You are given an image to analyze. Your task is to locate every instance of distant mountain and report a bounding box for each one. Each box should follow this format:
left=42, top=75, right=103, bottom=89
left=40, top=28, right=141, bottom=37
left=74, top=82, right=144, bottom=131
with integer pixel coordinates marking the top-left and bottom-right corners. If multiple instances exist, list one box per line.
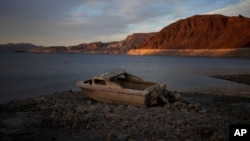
left=0, top=43, right=38, bottom=52
left=133, top=14, right=250, bottom=49
left=29, top=46, right=67, bottom=53
left=69, top=33, right=156, bottom=54
left=1, top=14, right=250, bottom=57
left=0, top=33, right=155, bottom=54
left=30, top=33, right=155, bottom=54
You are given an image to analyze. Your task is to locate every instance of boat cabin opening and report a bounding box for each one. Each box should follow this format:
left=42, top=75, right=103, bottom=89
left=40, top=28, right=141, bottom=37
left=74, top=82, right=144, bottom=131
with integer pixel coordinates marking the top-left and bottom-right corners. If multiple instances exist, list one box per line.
left=94, top=79, right=106, bottom=85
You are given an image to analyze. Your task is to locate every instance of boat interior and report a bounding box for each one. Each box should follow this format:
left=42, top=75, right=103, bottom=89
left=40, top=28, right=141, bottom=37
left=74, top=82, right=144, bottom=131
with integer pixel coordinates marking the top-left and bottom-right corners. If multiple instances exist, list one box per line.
left=83, top=73, right=157, bottom=91
left=111, top=73, right=156, bottom=90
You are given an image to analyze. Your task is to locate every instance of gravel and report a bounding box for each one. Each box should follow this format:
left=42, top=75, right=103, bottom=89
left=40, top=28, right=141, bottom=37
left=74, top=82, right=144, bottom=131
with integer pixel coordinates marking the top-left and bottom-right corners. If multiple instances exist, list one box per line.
left=0, top=90, right=249, bottom=141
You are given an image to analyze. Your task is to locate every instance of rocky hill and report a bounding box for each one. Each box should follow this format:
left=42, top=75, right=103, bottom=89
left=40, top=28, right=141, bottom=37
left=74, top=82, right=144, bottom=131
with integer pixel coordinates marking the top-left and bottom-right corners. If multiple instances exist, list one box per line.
left=0, top=43, right=38, bottom=52
left=128, top=14, right=250, bottom=57
left=1, top=33, right=155, bottom=54
left=2, top=15, right=250, bottom=57
left=30, top=33, right=155, bottom=54
left=134, top=14, right=250, bottom=49
left=29, top=46, right=68, bottom=53
left=67, top=33, right=155, bottom=54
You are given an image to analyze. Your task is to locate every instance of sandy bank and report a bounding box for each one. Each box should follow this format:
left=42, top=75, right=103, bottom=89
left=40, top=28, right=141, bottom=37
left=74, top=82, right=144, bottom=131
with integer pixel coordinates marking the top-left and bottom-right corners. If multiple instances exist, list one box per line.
left=127, top=48, right=250, bottom=58
left=1, top=90, right=249, bottom=141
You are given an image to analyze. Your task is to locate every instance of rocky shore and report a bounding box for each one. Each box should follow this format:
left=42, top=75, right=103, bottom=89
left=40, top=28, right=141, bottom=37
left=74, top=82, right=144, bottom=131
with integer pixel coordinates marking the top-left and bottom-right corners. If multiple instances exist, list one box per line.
left=1, top=90, right=250, bottom=141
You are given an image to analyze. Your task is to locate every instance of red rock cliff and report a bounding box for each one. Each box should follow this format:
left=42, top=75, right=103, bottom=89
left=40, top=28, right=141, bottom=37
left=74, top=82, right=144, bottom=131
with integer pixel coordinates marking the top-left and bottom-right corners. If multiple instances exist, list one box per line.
left=135, top=14, right=250, bottom=49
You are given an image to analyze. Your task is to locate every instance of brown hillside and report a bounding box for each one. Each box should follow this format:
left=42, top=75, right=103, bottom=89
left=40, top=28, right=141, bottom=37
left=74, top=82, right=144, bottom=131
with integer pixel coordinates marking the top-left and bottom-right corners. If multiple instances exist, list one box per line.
left=26, top=33, right=155, bottom=54
left=135, top=14, right=250, bottom=49
left=123, top=33, right=156, bottom=49
left=67, top=33, right=155, bottom=54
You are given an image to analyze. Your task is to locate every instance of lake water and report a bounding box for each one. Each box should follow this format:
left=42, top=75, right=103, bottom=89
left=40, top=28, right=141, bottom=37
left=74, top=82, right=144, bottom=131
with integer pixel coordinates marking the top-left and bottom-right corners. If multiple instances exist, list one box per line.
left=0, top=52, right=250, bottom=103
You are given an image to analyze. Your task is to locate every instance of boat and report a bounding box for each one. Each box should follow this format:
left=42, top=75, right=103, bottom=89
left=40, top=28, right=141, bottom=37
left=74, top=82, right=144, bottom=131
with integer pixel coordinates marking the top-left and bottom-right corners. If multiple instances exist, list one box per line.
left=76, top=68, right=171, bottom=107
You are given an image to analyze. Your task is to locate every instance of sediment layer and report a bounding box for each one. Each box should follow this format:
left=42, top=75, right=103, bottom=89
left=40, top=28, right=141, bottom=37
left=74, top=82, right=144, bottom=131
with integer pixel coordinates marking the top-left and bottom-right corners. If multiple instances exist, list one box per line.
left=127, top=48, right=250, bottom=57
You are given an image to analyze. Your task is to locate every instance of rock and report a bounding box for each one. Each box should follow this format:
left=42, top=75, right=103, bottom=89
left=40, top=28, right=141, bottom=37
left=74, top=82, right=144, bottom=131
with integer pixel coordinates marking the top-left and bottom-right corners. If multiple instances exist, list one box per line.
left=164, top=104, right=171, bottom=109
left=121, top=121, right=129, bottom=127
left=76, top=105, right=86, bottom=114
left=158, top=127, right=166, bottom=137
left=87, top=100, right=93, bottom=105
left=35, top=96, right=46, bottom=102
left=51, top=103, right=63, bottom=111
left=105, top=114, right=120, bottom=121
left=193, top=103, right=201, bottom=111
left=173, top=93, right=182, bottom=102
left=39, top=106, right=48, bottom=110
left=127, top=105, right=138, bottom=112
left=65, top=103, right=75, bottom=112
left=187, top=103, right=196, bottom=112
left=88, top=105, right=98, bottom=112
left=50, top=110, right=57, bottom=118
left=106, top=131, right=118, bottom=141
left=114, top=105, right=125, bottom=113
left=211, top=133, right=228, bottom=141
left=106, top=131, right=128, bottom=141
left=199, top=109, right=207, bottom=114
left=174, top=129, right=181, bottom=137
left=82, top=113, right=94, bottom=122
left=133, top=116, right=140, bottom=122
left=176, top=119, right=184, bottom=125
left=116, top=132, right=128, bottom=140
left=198, top=125, right=214, bottom=136
left=172, top=102, right=183, bottom=109
left=72, top=121, right=79, bottom=128
left=64, top=110, right=75, bottom=120
left=103, top=106, right=112, bottom=113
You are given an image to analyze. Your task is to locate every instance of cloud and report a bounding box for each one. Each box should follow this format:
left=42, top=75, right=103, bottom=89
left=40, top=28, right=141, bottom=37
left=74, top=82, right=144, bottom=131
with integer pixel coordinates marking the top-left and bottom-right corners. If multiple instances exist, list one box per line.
left=0, top=0, right=249, bottom=46
left=62, top=0, right=190, bottom=43
left=206, top=0, right=250, bottom=17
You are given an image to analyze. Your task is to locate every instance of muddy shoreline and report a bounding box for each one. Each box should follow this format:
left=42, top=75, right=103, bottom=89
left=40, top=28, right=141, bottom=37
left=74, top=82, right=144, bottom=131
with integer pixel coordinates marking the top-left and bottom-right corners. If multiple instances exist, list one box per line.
left=1, top=90, right=250, bottom=141
left=210, top=74, right=250, bottom=85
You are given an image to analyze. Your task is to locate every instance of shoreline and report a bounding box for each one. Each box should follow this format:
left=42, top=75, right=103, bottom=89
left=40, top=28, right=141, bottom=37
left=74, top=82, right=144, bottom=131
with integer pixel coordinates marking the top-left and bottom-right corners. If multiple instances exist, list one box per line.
left=1, top=90, right=250, bottom=141
left=2, top=48, right=250, bottom=59
left=210, top=74, right=250, bottom=85
left=127, top=48, right=250, bottom=58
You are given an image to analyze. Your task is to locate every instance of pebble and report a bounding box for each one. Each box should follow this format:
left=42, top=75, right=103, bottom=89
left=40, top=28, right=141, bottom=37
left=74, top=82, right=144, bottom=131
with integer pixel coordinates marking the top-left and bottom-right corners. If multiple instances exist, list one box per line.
left=103, top=106, right=112, bottom=113
left=105, top=114, right=120, bottom=121
left=86, top=100, right=93, bottom=105
left=198, top=125, right=214, bottom=136
left=127, top=105, right=138, bottom=112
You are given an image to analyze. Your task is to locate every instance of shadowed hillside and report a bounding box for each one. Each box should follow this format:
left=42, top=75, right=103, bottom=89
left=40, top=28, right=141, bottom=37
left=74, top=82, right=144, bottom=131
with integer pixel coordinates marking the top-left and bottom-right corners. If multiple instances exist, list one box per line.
left=0, top=43, right=38, bottom=52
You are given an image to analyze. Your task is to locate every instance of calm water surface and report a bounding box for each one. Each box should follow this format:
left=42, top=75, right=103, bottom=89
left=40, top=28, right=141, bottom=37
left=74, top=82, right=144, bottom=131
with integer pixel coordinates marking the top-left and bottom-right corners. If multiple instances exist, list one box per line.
left=0, top=52, right=250, bottom=103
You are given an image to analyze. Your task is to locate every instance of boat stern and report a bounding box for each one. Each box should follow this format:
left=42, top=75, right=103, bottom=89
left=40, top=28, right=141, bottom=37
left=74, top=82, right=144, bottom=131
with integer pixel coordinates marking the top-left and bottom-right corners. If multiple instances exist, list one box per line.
left=145, top=83, right=166, bottom=106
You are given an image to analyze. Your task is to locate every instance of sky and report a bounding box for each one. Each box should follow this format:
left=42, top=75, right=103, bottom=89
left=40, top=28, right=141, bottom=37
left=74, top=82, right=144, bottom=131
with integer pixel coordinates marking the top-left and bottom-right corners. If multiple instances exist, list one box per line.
left=0, top=0, right=249, bottom=46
